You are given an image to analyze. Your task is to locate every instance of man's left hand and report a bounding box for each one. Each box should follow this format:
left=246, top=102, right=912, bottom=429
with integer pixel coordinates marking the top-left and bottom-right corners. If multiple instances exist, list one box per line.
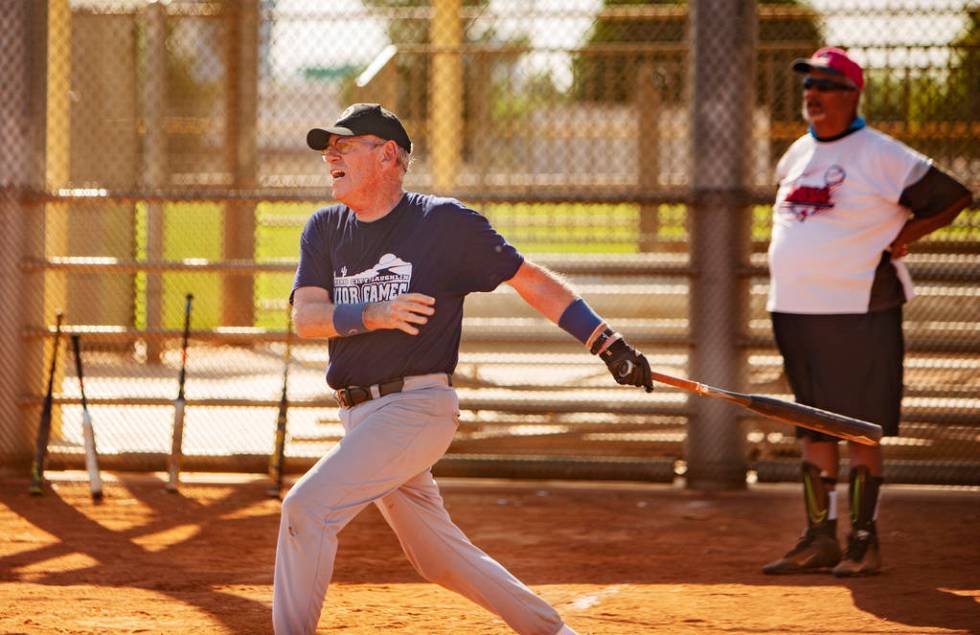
left=600, top=339, right=653, bottom=393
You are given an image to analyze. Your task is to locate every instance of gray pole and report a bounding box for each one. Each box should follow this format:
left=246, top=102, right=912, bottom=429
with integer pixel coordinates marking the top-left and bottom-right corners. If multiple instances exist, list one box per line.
left=0, top=0, right=46, bottom=470
left=637, top=61, right=661, bottom=252
left=222, top=0, right=259, bottom=327
left=142, top=1, right=166, bottom=362
left=686, top=0, right=756, bottom=489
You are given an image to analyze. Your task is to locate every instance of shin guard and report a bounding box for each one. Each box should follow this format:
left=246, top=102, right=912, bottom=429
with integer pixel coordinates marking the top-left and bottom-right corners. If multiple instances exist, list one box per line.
left=802, top=461, right=837, bottom=534
left=847, top=465, right=883, bottom=534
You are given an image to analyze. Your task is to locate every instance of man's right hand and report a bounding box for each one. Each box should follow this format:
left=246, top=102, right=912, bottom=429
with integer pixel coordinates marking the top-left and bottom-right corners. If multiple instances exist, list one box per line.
left=362, top=293, right=436, bottom=335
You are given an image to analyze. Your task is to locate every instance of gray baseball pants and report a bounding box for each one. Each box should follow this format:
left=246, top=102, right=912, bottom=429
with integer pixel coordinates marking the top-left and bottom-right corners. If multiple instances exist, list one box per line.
left=272, top=373, right=565, bottom=634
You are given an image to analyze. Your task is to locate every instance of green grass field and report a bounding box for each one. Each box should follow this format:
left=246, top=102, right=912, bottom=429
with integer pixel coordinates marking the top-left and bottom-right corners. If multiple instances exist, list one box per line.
left=133, top=201, right=979, bottom=331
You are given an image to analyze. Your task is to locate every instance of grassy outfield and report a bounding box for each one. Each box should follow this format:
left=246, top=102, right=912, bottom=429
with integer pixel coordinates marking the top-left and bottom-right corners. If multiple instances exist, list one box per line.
left=133, top=201, right=978, bottom=331
left=135, top=203, right=227, bottom=331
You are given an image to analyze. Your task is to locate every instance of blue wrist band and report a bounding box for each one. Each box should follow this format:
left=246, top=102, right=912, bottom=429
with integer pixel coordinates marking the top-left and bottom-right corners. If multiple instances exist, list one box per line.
left=333, top=302, right=368, bottom=336
left=558, top=298, right=603, bottom=345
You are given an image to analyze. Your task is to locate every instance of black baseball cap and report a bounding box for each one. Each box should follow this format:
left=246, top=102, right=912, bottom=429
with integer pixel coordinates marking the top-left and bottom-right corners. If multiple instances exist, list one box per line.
left=307, top=103, right=412, bottom=153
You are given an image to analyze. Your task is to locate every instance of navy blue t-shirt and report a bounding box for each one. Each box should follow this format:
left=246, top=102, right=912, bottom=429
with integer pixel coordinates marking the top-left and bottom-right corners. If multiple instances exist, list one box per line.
left=292, top=192, right=524, bottom=389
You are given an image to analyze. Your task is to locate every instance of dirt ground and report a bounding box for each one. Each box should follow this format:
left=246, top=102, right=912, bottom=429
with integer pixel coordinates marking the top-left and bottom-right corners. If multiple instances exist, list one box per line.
left=0, top=472, right=977, bottom=635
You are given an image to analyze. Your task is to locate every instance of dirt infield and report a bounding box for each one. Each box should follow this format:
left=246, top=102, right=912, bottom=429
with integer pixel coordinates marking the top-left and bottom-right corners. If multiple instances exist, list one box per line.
left=0, top=473, right=977, bottom=635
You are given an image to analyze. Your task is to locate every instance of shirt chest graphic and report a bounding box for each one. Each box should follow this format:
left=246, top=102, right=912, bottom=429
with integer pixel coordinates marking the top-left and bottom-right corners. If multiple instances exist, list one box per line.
left=334, top=253, right=413, bottom=304
left=780, top=164, right=847, bottom=222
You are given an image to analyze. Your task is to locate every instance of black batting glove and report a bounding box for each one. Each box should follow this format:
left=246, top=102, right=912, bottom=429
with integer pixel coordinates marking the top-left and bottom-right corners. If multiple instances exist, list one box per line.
left=591, top=328, right=653, bottom=393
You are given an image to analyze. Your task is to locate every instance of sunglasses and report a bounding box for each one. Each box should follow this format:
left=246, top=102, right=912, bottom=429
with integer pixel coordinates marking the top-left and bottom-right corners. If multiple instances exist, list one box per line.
left=321, top=137, right=386, bottom=157
left=803, top=77, right=857, bottom=92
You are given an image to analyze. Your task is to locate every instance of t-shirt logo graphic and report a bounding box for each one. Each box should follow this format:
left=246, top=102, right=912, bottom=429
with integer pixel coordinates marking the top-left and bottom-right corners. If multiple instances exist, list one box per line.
left=334, top=253, right=413, bottom=304
left=781, top=165, right=847, bottom=222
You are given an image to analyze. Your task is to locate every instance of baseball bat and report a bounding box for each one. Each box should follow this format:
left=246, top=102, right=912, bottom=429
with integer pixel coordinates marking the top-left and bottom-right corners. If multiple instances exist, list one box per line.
left=267, top=312, right=293, bottom=499
left=71, top=334, right=103, bottom=502
left=165, top=293, right=193, bottom=492
left=29, top=311, right=65, bottom=495
left=650, top=370, right=883, bottom=446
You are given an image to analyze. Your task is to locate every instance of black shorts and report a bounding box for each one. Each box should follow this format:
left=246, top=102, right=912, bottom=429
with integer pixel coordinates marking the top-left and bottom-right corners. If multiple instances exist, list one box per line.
left=771, top=307, right=904, bottom=442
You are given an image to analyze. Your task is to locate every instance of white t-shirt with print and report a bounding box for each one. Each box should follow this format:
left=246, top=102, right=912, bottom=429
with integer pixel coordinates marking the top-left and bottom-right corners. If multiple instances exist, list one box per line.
left=767, top=126, right=932, bottom=314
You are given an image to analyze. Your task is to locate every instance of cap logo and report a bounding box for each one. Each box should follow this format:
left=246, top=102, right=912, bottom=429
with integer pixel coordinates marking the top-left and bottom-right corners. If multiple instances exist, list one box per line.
left=339, top=105, right=361, bottom=120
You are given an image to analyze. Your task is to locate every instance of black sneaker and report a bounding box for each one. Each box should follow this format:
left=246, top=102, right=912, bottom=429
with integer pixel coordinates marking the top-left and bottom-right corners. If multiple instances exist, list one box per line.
left=832, top=530, right=881, bottom=577
left=762, top=527, right=841, bottom=574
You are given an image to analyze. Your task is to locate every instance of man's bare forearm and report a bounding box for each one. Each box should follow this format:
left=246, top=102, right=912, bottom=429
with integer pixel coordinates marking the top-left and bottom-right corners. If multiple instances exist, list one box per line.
left=292, top=291, right=436, bottom=339
left=506, top=260, right=578, bottom=323
left=292, top=300, right=339, bottom=339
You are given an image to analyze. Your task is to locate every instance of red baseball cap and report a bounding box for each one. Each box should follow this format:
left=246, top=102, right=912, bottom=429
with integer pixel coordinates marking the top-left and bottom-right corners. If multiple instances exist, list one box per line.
left=793, top=47, right=864, bottom=91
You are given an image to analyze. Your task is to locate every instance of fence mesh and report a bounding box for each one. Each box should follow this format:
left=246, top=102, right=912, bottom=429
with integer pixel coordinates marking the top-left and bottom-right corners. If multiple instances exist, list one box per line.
left=1, top=0, right=977, bottom=485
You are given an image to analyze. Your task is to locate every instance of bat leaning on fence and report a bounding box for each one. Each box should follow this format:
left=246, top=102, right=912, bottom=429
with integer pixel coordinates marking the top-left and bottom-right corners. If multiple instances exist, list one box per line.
left=650, top=370, right=883, bottom=446
left=29, top=311, right=65, bottom=495
left=72, top=334, right=103, bottom=502
left=166, top=293, right=194, bottom=492
left=267, top=312, right=294, bottom=499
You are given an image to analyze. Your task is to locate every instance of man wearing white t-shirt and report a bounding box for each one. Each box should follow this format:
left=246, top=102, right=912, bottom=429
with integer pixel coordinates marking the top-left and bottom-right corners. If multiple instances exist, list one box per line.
left=762, top=48, right=972, bottom=577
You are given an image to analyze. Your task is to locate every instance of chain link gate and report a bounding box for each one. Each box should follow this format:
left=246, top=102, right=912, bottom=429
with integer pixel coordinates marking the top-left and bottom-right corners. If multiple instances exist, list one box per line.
left=1, top=0, right=977, bottom=486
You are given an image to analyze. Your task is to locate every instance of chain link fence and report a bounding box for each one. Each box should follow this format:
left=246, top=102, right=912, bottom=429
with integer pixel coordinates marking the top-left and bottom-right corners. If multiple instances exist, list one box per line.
left=1, top=0, right=977, bottom=486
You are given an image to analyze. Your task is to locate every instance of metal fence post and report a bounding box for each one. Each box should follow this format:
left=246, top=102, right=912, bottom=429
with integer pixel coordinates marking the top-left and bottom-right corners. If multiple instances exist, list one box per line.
left=637, top=61, right=660, bottom=251
left=223, top=0, right=259, bottom=327
left=686, top=0, right=756, bottom=489
left=42, top=0, right=71, bottom=441
left=141, top=1, right=166, bottom=361
left=0, top=0, right=46, bottom=470
left=429, top=0, right=462, bottom=194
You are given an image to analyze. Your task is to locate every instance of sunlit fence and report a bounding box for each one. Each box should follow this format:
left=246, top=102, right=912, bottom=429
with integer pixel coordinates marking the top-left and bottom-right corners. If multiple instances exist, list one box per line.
left=1, top=0, right=977, bottom=486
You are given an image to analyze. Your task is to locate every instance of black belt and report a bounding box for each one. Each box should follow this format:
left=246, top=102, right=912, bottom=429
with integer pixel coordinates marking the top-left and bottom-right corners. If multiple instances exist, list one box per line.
left=334, top=378, right=405, bottom=409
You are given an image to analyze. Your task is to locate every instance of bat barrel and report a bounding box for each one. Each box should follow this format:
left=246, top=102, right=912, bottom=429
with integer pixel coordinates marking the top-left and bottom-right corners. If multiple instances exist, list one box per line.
left=648, top=369, right=882, bottom=446
left=747, top=394, right=883, bottom=446
left=167, top=294, right=193, bottom=492
left=30, top=312, right=65, bottom=495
